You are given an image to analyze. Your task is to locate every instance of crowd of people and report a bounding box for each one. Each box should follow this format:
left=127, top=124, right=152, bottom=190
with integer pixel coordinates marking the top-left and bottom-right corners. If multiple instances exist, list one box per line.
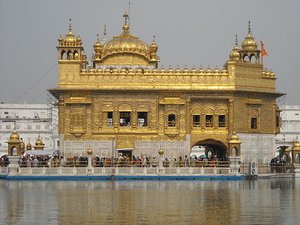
left=0, top=153, right=230, bottom=168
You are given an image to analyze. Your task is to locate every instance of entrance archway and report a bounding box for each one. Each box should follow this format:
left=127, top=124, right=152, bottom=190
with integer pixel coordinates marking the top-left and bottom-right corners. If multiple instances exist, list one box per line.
left=192, top=139, right=228, bottom=160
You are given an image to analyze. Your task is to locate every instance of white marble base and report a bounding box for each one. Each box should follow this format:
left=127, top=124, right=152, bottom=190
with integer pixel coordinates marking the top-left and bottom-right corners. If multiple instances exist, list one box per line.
left=238, top=133, right=276, bottom=164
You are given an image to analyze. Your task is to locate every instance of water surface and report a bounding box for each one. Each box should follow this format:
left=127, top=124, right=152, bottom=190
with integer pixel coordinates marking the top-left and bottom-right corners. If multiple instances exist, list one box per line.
left=0, top=178, right=299, bottom=225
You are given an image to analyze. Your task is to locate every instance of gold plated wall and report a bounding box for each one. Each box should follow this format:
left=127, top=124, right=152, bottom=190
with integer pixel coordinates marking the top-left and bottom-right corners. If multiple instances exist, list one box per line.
left=49, top=17, right=283, bottom=159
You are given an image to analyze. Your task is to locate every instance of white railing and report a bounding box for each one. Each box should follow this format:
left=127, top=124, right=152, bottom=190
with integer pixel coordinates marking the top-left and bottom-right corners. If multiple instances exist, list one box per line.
left=16, top=166, right=231, bottom=176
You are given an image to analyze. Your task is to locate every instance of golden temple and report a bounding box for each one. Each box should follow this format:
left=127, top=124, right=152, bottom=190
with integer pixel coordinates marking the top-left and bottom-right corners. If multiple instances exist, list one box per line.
left=49, top=15, right=283, bottom=163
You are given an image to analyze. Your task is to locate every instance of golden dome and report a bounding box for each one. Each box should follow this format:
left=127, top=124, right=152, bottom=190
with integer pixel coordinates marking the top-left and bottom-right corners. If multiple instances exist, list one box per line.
left=101, top=19, right=150, bottom=61
left=175, top=66, right=181, bottom=74
left=241, top=22, right=258, bottom=51
left=158, top=148, right=164, bottom=156
left=183, top=66, right=189, bottom=74
left=35, top=137, right=43, bottom=146
left=229, top=35, right=240, bottom=61
left=26, top=142, right=32, bottom=150
left=120, top=67, right=127, bottom=74
left=206, top=67, right=212, bottom=75
left=198, top=67, right=204, bottom=75
left=135, top=67, right=143, bottom=73
left=221, top=67, right=228, bottom=75
left=229, top=47, right=240, bottom=61
left=213, top=66, right=220, bottom=75
left=191, top=66, right=197, bottom=74
left=144, top=68, right=150, bottom=74
left=159, top=67, right=166, bottom=74
left=128, top=68, right=134, bottom=74
left=167, top=66, right=174, bottom=74
left=152, top=68, right=158, bottom=73
left=150, top=36, right=158, bottom=53
left=229, top=131, right=241, bottom=144
left=93, top=36, right=102, bottom=49
left=9, top=130, right=20, bottom=141
left=293, top=140, right=300, bottom=151
left=58, top=19, right=82, bottom=47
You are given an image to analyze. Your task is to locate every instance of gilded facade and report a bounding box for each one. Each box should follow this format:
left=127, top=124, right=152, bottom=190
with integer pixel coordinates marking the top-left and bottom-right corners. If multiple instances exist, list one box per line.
left=49, top=16, right=282, bottom=163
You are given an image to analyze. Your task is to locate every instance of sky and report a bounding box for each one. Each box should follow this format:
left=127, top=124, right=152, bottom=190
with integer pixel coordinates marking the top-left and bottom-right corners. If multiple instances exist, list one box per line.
left=0, top=0, right=299, bottom=105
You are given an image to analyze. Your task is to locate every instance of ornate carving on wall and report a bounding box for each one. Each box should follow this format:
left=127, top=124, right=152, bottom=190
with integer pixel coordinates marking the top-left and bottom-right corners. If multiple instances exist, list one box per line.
left=70, top=105, right=86, bottom=138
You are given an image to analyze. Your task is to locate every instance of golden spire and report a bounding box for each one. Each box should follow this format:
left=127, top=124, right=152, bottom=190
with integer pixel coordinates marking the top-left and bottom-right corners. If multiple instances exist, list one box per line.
left=248, top=21, right=251, bottom=35
left=235, top=34, right=238, bottom=47
left=150, top=35, right=158, bottom=53
left=104, top=24, right=107, bottom=36
left=68, top=18, right=73, bottom=35
left=100, top=25, right=108, bottom=44
left=123, top=11, right=129, bottom=33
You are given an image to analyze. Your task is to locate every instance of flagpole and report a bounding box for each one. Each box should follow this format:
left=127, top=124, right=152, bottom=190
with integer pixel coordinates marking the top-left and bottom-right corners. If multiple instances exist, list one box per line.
left=261, top=40, right=263, bottom=65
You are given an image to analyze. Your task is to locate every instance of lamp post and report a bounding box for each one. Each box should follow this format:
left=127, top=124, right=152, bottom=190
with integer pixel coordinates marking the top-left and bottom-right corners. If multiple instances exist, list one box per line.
left=86, top=146, right=93, bottom=174
left=158, top=148, right=164, bottom=169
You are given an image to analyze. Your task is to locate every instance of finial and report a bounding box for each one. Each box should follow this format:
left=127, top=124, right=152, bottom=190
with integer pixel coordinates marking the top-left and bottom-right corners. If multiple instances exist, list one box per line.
left=122, top=11, right=129, bottom=32
left=123, top=11, right=129, bottom=24
left=97, top=33, right=99, bottom=41
left=68, top=18, right=72, bottom=33
left=104, top=24, right=107, bottom=36
left=248, top=21, right=251, bottom=34
left=235, top=34, right=238, bottom=47
left=153, top=35, right=156, bottom=42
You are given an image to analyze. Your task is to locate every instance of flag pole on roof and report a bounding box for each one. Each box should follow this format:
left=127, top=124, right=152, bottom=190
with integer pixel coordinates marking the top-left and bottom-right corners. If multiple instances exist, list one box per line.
left=260, top=40, right=268, bottom=64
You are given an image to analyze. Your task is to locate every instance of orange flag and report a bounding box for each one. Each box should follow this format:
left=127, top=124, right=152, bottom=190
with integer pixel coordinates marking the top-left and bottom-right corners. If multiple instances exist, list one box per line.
left=260, top=41, right=268, bottom=57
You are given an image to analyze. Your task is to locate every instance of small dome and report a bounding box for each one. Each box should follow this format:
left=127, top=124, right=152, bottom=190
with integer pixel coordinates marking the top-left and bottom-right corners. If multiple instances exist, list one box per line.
left=241, top=22, right=257, bottom=51
left=183, top=66, right=189, bottom=74
left=150, top=35, right=158, bottom=53
left=144, top=68, right=150, bottom=74
left=229, top=47, right=240, bottom=61
left=112, top=67, right=119, bottom=74
left=229, top=131, right=241, bottom=144
left=135, top=67, right=143, bottom=73
left=9, top=130, right=20, bottom=141
left=221, top=67, right=228, bottom=75
left=26, top=142, right=32, bottom=150
left=206, top=67, right=212, bottom=75
left=213, top=67, right=220, bottom=75
left=128, top=68, right=134, bottom=74
left=93, top=40, right=102, bottom=49
left=241, top=34, right=258, bottom=51
left=175, top=66, right=181, bottom=74
left=58, top=19, right=82, bottom=47
left=35, top=137, right=43, bottom=146
left=152, top=68, right=158, bottom=73
left=167, top=66, right=174, bottom=74
left=190, top=66, right=197, bottom=74
left=198, top=67, right=204, bottom=75
left=293, top=140, right=300, bottom=151
left=159, top=67, right=166, bottom=74
left=120, top=67, right=127, bottom=74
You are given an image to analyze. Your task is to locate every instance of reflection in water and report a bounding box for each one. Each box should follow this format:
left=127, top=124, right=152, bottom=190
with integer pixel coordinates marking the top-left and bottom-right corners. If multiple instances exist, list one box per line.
left=0, top=179, right=299, bottom=225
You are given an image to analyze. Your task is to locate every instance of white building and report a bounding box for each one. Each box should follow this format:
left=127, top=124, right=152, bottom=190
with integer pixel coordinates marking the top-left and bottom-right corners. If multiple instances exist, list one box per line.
left=0, top=103, right=59, bottom=156
left=276, top=105, right=300, bottom=150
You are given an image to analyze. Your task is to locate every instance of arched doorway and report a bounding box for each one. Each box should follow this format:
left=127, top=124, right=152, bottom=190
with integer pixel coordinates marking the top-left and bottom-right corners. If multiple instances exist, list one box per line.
left=192, top=139, right=228, bottom=160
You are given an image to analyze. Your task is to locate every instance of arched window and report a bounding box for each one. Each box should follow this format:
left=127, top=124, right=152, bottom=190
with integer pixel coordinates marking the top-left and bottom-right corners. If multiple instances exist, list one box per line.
left=67, top=50, right=73, bottom=60
left=243, top=54, right=249, bottom=62
left=61, top=50, right=66, bottom=60
left=119, top=112, right=131, bottom=127
left=232, top=147, right=237, bottom=157
left=74, top=51, right=79, bottom=60
left=250, top=54, right=257, bottom=63
left=168, top=114, right=176, bottom=127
